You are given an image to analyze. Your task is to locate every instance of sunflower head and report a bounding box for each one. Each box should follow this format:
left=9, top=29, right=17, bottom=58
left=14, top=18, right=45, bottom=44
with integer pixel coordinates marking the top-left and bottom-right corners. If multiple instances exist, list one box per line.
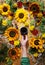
left=29, top=38, right=43, bottom=49
left=15, top=8, right=28, bottom=23
left=8, top=48, right=21, bottom=60
left=1, top=3, right=10, bottom=16
left=4, top=27, right=19, bottom=41
left=29, top=2, right=40, bottom=14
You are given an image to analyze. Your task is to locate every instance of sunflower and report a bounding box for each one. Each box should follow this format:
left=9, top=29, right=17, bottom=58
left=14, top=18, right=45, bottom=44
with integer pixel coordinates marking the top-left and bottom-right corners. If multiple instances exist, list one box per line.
left=29, top=38, right=43, bottom=49
left=29, top=2, right=40, bottom=15
left=8, top=48, right=21, bottom=60
left=1, top=3, right=10, bottom=16
left=4, top=27, right=19, bottom=41
left=15, top=8, right=28, bottom=23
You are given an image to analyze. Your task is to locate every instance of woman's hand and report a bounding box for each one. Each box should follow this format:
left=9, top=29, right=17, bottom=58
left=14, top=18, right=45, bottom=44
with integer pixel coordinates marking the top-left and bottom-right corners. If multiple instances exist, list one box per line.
left=20, top=35, right=28, bottom=57
left=20, top=35, right=28, bottom=46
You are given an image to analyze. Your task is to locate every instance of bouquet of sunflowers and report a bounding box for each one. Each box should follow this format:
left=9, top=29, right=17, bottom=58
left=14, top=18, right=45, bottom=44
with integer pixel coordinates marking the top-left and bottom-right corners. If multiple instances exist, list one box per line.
left=0, top=0, right=45, bottom=64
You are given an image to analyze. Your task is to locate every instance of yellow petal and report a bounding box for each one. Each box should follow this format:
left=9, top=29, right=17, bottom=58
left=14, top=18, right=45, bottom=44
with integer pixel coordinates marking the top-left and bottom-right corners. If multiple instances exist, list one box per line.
left=29, top=25, right=35, bottom=31
left=42, top=33, right=45, bottom=38
left=37, top=12, right=43, bottom=18
left=25, top=22, right=29, bottom=26
left=2, top=20, right=7, bottom=26
left=33, top=53, right=38, bottom=57
left=14, top=40, right=20, bottom=46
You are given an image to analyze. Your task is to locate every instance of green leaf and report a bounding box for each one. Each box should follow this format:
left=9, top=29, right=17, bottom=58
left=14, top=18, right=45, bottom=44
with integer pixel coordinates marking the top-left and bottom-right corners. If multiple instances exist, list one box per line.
left=20, top=0, right=24, bottom=2
left=0, top=16, right=3, bottom=21
left=0, top=44, right=9, bottom=62
left=6, top=58, right=13, bottom=65
left=0, top=25, right=7, bottom=30
left=0, top=25, right=7, bottom=34
left=7, top=20, right=12, bottom=26
left=29, top=47, right=38, bottom=54
left=39, top=2, right=44, bottom=7
left=5, top=0, right=12, bottom=4
left=0, top=56, right=5, bottom=62
left=41, top=17, right=45, bottom=24
left=39, top=2, right=44, bottom=11
left=10, top=4, right=17, bottom=12
left=0, top=15, right=3, bottom=25
left=29, top=0, right=38, bottom=2
left=30, top=19, right=35, bottom=25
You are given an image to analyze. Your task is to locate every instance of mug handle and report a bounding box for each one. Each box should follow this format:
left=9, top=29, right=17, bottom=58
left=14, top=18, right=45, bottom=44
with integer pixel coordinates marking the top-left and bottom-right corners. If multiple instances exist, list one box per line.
left=23, top=35, right=26, bottom=40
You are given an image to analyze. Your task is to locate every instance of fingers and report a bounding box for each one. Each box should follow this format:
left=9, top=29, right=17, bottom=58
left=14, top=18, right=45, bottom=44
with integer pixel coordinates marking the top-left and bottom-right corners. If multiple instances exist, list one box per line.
left=22, top=35, right=28, bottom=41
left=25, top=35, right=28, bottom=41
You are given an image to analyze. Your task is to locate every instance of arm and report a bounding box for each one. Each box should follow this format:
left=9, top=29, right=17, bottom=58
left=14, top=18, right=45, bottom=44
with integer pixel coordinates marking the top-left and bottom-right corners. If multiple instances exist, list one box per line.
left=20, top=36, right=30, bottom=65
left=21, top=36, right=27, bottom=57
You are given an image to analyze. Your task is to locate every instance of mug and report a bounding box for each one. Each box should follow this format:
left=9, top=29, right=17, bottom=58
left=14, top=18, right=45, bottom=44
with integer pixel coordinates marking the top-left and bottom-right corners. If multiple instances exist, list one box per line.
left=20, top=27, right=28, bottom=39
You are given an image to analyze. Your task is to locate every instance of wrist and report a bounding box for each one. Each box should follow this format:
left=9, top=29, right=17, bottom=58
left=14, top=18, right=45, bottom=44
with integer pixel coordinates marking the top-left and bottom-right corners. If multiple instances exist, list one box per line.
left=21, top=45, right=26, bottom=48
left=21, top=45, right=27, bottom=57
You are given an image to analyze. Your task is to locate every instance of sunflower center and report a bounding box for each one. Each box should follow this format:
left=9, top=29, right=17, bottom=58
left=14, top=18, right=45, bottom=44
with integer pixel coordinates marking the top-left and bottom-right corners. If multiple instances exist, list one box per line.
left=34, top=40, right=39, bottom=45
left=11, top=50, right=16, bottom=55
left=3, top=6, right=8, bottom=12
left=32, top=6, right=37, bottom=11
left=9, top=31, right=16, bottom=37
left=19, top=13, right=24, bottom=18
left=30, top=4, right=39, bottom=12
